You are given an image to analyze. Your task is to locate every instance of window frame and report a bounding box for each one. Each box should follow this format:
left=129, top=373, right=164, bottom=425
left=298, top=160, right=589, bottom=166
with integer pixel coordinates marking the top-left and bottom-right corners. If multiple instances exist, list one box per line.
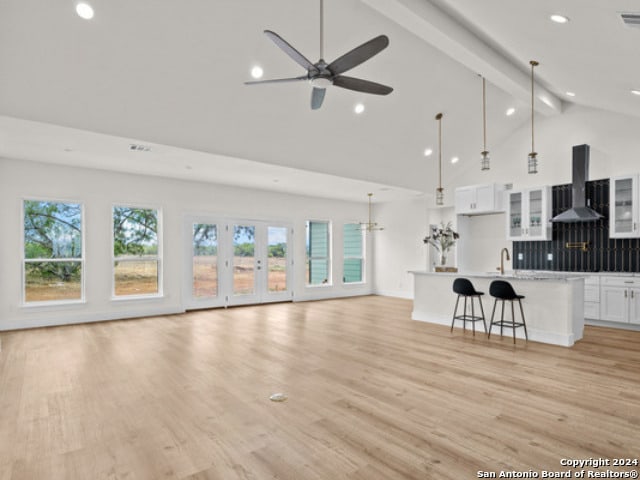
left=342, top=223, right=365, bottom=285
left=305, top=220, right=332, bottom=287
left=111, top=204, right=163, bottom=300
left=21, top=197, right=86, bottom=307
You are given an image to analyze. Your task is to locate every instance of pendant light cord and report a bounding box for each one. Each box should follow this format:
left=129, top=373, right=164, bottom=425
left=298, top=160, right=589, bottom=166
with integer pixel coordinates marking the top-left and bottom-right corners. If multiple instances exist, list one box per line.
left=530, top=61, right=537, bottom=153
left=482, top=77, right=487, bottom=152
left=320, top=0, right=324, bottom=59
left=436, top=113, right=443, bottom=188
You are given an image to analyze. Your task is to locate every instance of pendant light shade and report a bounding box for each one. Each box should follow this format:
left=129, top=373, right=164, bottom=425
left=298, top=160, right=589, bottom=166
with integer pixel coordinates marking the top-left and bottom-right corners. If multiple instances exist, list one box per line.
left=435, top=113, right=444, bottom=206
left=528, top=60, right=539, bottom=174
left=480, top=76, right=490, bottom=171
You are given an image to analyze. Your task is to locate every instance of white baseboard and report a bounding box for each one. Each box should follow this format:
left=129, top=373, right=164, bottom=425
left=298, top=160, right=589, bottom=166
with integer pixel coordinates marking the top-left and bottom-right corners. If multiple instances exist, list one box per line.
left=373, top=289, right=413, bottom=299
left=0, top=306, right=186, bottom=332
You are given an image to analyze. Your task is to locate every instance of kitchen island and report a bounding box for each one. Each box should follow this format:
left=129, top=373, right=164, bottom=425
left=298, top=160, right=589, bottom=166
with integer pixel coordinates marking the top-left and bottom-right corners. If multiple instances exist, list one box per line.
left=410, top=271, right=585, bottom=346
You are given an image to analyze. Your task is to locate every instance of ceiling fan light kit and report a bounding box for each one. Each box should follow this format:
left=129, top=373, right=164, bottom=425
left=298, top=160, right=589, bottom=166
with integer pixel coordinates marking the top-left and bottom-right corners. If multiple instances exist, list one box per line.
left=245, top=0, right=393, bottom=110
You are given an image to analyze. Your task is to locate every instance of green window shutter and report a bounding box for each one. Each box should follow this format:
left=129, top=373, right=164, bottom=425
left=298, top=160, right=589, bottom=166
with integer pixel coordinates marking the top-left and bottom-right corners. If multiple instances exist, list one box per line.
left=307, top=221, right=330, bottom=285
left=343, top=223, right=363, bottom=283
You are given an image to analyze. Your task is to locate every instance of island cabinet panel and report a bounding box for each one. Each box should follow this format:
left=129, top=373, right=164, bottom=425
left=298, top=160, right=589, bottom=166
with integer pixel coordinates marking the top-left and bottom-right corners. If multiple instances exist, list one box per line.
left=609, top=175, right=640, bottom=238
left=506, top=186, right=551, bottom=241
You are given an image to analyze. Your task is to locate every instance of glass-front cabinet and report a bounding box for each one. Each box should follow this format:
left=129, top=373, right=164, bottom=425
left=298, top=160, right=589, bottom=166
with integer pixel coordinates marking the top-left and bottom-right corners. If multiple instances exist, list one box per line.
left=610, top=175, right=639, bottom=238
left=506, top=186, right=551, bottom=241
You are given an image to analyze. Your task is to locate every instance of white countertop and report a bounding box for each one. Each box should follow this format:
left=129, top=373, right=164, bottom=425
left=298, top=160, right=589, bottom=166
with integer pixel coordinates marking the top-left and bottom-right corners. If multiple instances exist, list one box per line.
left=409, top=270, right=586, bottom=282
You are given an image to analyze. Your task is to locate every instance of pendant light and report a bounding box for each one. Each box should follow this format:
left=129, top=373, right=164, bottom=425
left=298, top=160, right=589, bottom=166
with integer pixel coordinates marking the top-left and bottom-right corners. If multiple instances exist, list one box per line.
left=435, top=113, right=444, bottom=205
left=480, top=76, right=490, bottom=171
left=360, top=193, right=384, bottom=232
left=528, top=60, right=539, bottom=174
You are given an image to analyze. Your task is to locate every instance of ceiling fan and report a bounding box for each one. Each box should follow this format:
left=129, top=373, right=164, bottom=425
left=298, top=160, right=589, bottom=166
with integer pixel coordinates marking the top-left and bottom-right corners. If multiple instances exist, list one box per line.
left=245, top=0, right=393, bottom=110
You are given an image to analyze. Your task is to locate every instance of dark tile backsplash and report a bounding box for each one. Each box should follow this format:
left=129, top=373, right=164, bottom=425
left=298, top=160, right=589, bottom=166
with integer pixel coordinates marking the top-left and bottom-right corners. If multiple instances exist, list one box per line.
left=513, top=179, right=640, bottom=272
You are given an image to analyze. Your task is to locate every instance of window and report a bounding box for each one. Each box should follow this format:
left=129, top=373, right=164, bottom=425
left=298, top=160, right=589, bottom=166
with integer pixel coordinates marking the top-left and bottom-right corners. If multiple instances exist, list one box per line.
left=113, top=206, right=161, bottom=297
left=192, top=223, right=218, bottom=298
left=306, top=221, right=330, bottom=286
left=343, top=223, right=364, bottom=283
left=23, top=200, right=83, bottom=303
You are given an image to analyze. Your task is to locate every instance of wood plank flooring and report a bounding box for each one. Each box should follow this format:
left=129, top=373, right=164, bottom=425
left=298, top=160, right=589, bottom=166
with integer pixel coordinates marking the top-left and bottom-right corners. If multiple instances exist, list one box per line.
left=0, top=296, right=639, bottom=479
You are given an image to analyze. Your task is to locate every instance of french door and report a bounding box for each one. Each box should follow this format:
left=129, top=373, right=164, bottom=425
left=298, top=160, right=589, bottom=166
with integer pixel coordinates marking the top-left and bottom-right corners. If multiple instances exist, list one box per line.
left=185, top=217, right=292, bottom=309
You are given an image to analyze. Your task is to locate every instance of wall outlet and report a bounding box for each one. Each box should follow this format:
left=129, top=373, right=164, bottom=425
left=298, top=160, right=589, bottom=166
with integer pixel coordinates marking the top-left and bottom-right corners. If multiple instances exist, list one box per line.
left=547, top=253, right=553, bottom=261
left=517, top=253, right=524, bottom=261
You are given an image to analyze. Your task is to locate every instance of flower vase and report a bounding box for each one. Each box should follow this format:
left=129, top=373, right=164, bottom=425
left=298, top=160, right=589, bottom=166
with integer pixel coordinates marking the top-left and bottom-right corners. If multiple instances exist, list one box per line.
left=440, top=251, right=447, bottom=266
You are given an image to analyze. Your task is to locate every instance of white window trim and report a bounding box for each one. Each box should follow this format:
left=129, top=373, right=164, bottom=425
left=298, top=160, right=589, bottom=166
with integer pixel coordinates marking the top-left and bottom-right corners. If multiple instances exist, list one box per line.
left=111, top=204, right=164, bottom=300
left=21, top=198, right=86, bottom=307
left=306, top=220, right=332, bottom=288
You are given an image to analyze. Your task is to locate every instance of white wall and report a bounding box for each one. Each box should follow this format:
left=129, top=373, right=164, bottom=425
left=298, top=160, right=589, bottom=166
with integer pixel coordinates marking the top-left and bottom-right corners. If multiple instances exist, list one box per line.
left=374, top=104, right=640, bottom=297
left=0, top=158, right=373, bottom=330
left=372, top=196, right=429, bottom=298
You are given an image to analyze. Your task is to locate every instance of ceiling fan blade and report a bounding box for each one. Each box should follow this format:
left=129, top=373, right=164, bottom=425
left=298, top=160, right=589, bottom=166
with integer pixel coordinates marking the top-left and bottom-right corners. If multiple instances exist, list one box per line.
left=328, top=35, right=389, bottom=75
left=245, top=76, right=308, bottom=86
left=264, top=30, right=315, bottom=71
left=333, top=76, right=393, bottom=95
left=311, top=87, right=326, bottom=110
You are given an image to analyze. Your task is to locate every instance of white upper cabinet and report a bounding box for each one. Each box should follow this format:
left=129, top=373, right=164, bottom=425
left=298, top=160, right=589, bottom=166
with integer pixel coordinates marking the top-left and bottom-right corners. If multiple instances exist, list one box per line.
left=609, top=175, right=640, bottom=238
left=454, top=184, right=505, bottom=215
left=506, top=186, right=552, bottom=241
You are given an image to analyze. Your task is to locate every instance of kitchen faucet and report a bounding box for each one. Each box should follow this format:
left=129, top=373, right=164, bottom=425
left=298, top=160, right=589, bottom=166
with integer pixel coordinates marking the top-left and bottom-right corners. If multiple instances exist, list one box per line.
left=497, top=248, right=510, bottom=275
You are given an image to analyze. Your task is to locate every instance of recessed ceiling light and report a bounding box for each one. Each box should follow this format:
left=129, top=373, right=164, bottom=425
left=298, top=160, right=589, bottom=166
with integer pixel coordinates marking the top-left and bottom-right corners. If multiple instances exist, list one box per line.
left=550, top=14, right=569, bottom=24
left=566, top=91, right=576, bottom=97
left=424, top=148, right=433, bottom=156
left=540, top=96, right=554, bottom=107
left=631, top=89, right=640, bottom=96
left=354, top=103, right=365, bottom=114
left=185, top=165, right=193, bottom=170
left=76, top=3, right=94, bottom=19
left=506, top=107, right=516, bottom=116
left=451, top=156, right=459, bottom=164
left=251, top=66, right=263, bottom=79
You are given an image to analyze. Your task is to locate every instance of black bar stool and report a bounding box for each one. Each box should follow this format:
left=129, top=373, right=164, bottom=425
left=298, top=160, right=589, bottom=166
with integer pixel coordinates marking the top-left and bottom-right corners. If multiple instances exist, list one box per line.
left=488, top=280, right=528, bottom=344
left=451, top=278, right=487, bottom=335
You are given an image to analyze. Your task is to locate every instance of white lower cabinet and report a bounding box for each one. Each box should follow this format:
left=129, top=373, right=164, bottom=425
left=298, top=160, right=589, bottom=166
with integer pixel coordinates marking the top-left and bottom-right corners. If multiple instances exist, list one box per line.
left=629, top=287, right=640, bottom=325
left=584, top=276, right=600, bottom=320
left=600, top=277, right=640, bottom=324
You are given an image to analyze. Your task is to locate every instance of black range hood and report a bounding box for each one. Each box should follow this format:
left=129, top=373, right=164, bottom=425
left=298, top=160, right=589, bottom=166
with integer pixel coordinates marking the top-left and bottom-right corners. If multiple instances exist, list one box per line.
left=550, top=144, right=604, bottom=223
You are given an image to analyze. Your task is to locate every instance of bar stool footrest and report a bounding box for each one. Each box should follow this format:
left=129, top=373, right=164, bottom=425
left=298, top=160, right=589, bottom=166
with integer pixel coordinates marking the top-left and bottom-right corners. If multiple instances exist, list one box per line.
left=453, top=315, right=485, bottom=322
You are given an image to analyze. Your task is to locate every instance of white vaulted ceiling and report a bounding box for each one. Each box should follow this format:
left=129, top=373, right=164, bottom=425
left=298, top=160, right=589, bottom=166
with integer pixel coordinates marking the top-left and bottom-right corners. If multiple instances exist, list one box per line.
left=0, top=0, right=638, bottom=201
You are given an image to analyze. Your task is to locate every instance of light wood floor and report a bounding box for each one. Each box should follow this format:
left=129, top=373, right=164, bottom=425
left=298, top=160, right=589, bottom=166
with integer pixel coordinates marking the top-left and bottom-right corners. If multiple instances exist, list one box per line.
left=0, top=296, right=639, bottom=480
